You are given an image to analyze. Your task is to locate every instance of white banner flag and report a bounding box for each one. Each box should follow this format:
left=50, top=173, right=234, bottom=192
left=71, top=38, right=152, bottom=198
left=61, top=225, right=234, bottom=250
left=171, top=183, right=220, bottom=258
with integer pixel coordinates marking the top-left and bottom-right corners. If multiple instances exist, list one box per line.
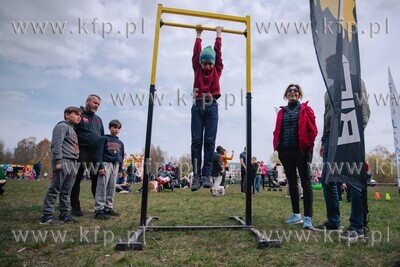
left=388, top=67, right=400, bottom=192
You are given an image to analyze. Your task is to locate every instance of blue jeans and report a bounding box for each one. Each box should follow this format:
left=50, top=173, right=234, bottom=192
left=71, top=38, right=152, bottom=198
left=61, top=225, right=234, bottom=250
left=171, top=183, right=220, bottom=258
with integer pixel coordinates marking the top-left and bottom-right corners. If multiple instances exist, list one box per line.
left=321, top=137, right=341, bottom=227
left=322, top=137, right=363, bottom=233
left=191, top=100, right=218, bottom=178
left=254, top=175, right=261, bottom=193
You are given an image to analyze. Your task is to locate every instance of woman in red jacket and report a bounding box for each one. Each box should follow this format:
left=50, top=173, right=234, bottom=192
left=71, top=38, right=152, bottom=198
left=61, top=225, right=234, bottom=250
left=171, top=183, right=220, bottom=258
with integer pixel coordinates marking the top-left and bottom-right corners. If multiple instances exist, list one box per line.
left=273, top=84, right=318, bottom=229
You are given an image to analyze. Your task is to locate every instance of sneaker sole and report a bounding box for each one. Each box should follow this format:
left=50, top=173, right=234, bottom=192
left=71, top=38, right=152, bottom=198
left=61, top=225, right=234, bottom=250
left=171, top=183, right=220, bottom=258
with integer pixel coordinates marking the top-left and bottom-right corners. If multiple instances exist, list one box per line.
left=313, top=227, right=342, bottom=233
left=285, top=220, right=303, bottom=225
left=62, top=220, right=77, bottom=224
left=39, top=221, right=63, bottom=225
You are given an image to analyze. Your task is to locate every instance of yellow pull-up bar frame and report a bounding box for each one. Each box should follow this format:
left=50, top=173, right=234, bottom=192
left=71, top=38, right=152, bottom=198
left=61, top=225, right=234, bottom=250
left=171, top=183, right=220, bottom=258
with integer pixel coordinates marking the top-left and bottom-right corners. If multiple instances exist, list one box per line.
left=150, top=4, right=251, bottom=95
left=117, top=4, right=282, bottom=251
left=141, top=4, right=254, bottom=230
left=147, top=3, right=252, bottom=222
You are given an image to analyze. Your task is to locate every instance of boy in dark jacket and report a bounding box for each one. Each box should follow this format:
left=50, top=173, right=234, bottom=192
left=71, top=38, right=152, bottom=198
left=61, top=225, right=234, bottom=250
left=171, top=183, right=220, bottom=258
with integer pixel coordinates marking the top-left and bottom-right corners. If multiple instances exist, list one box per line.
left=94, top=119, right=125, bottom=220
left=40, top=107, right=82, bottom=224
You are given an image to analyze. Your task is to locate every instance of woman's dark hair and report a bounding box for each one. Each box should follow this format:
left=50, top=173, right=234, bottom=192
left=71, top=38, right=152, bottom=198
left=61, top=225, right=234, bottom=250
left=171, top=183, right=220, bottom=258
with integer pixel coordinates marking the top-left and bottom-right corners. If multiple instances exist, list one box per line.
left=216, top=145, right=224, bottom=154
left=283, top=84, right=303, bottom=100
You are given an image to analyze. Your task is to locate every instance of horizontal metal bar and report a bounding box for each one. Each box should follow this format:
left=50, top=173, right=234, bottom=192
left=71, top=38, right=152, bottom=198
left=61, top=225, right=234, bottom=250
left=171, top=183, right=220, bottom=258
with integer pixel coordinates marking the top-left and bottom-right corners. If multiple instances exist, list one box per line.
left=230, top=216, right=281, bottom=248
left=115, top=217, right=158, bottom=251
left=162, top=21, right=245, bottom=35
left=161, top=5, right=247, bottom=23
left=146, top=225, right=249, bottom=231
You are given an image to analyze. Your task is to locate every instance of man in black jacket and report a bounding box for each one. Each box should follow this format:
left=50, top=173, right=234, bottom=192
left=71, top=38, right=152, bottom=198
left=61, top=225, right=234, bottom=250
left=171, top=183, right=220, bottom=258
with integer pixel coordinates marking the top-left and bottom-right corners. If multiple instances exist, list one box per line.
left=70, top=94, right=104, bottom=216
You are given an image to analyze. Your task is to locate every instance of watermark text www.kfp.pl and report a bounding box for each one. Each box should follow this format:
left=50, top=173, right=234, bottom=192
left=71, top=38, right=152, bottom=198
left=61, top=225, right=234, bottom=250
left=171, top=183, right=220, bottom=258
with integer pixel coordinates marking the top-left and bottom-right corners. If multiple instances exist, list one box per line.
left=11, top=17, right=145, bottom=38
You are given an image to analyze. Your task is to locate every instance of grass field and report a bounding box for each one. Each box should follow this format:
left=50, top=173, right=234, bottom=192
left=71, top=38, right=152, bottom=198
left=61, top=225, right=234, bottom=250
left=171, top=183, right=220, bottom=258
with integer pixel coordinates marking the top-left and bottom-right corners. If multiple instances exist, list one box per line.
left=0, top=179, right=399, bottom=267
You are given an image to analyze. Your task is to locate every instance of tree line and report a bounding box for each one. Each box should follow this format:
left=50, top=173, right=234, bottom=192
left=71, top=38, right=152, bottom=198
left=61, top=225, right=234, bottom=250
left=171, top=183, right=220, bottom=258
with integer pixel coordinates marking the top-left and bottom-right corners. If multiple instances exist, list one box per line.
left=0, top=137, right=193, bottom=178
left=0, top=137, right=52, bottom=175
left=0, top=137, right=396, bottom=183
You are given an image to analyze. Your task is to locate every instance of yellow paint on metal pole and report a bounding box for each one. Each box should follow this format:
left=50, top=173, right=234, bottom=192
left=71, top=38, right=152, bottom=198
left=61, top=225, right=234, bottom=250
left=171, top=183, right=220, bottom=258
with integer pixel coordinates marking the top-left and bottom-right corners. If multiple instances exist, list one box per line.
left=246, top=16, right=251, bottom=93
left=150, top=4, right=163, bottom=85
left=162, top=21, right=244, bottom=35
left=161, top=5, right=246, bottom=23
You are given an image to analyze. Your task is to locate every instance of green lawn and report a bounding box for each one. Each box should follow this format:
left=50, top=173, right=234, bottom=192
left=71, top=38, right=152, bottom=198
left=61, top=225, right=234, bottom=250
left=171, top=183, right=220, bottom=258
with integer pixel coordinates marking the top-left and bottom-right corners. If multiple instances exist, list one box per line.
left=0, top=179, right=399, bottom=266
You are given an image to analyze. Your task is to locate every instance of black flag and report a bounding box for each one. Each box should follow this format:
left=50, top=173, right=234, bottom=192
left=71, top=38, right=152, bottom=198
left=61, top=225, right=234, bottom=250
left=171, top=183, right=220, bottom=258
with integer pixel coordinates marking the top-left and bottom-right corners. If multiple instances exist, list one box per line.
left=310, top=0, right=367, bottom=188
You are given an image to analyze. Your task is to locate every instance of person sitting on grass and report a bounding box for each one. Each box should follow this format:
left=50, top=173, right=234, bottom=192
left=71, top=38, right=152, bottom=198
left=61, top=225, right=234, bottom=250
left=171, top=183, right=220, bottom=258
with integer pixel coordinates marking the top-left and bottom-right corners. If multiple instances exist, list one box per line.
left=40, top=106, right=82, bottom=225
left=116, top=171, right=132, bottom=194
left=94, top=119, right=125, bottom=220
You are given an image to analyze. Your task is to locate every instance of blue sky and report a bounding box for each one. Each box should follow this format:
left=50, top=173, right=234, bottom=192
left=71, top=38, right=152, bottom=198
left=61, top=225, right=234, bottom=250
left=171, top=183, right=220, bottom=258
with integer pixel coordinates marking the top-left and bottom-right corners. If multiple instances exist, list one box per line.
left=1, top=0, right=399, bottom=163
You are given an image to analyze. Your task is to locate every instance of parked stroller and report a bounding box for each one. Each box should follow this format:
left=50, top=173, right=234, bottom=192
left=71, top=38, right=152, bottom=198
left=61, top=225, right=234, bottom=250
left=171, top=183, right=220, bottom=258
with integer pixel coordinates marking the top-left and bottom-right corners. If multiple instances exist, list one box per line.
left=266, top=169, right=282, bottom=191
left=157, top=164, right=175, bottom=192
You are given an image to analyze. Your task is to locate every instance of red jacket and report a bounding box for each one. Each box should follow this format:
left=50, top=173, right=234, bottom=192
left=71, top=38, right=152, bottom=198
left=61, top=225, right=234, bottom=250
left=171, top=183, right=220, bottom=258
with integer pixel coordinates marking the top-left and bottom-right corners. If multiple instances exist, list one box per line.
left=192, top=37, right=223, bottom=99
left=273, top=101, right=318, bottom=151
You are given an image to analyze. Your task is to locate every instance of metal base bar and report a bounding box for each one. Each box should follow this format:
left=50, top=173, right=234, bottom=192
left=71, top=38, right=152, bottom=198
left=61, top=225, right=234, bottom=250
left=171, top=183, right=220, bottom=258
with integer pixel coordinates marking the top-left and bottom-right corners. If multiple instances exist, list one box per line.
left=115, top=217, right=159, bottom=251
left=147, top=225, right=248, bottom=231
left=230, top=216, right=281, bottom=248
left=115, top=216, right=281, bottom=250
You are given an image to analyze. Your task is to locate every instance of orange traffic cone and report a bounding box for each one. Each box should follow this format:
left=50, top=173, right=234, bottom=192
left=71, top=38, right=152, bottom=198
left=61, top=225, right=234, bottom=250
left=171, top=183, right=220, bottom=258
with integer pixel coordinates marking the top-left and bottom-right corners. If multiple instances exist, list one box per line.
left=385, top=193, right=391, bottom=201
left=374, top=191, right=381, bottom=199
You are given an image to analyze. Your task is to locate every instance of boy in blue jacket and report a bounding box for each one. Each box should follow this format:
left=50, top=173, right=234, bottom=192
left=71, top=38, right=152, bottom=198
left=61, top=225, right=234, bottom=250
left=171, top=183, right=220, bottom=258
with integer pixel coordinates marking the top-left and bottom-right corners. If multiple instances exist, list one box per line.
left=94, top=119, right=125, bottom=220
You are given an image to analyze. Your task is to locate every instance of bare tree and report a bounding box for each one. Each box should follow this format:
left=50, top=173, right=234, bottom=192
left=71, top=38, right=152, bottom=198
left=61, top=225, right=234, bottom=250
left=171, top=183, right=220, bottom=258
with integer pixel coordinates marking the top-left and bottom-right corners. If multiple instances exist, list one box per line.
left=142, top=144, right=167, bottom=177
left=269, top=151, right=281, bottom=165
left=1, top=150, right=14, bottom=164
left=366, top=145, right=397, bottom=183
left=35, top=138, right=52, bottom=174
left=14, top=137, right=37, bottom=164
left=178, top=153, right=192, bottom=177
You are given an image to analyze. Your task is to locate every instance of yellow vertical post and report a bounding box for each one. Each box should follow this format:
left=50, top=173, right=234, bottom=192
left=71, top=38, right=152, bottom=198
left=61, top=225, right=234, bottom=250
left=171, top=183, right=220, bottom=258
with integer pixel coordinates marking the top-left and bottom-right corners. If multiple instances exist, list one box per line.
left=150, top=4, right=163, bottom=85
left=246, top=16, right=251, bottom=94
left=140, top=3, right=163, bottom=226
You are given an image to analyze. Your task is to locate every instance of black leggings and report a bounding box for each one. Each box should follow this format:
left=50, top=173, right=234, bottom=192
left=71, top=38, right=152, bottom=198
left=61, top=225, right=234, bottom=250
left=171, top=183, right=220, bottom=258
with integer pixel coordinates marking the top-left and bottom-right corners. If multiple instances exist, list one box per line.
left=278, top=148, right=313, bottom=217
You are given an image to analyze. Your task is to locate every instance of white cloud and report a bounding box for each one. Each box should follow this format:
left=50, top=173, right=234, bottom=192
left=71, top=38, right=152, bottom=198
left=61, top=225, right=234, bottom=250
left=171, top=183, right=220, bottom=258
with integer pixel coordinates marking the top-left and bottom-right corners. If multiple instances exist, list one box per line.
left=87, top=64, right=141, bottom=84
left=0, top=90, right=29, bottom=104
left=46, top=68, right=82, bottom=79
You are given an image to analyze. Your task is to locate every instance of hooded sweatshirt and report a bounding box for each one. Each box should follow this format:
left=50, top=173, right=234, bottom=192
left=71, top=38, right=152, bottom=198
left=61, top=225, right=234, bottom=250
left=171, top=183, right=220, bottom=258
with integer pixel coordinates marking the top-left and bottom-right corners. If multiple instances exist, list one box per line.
left=51, top=121, right=79, bottom=165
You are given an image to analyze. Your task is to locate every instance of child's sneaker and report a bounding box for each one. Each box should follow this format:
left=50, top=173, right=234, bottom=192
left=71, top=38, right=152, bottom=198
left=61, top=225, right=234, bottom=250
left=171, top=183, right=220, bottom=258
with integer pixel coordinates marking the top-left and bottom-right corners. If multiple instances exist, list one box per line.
left=40, top=217, right=63, bottom=225
left=191, top=176, right=201, bottom=191
left=71, top=208, right=83, bottom=217
left=104, top=209, right=121, bottom=217
left=284, top=213, right=303, bottom=224
left=201, top=176, right=213, bottom=188
left=94, top=210, right=108, bottom=220
left=313, top=222, right=341, bottom=232
left=59, top=214, right=77, bottom=224
left=339, top=228, right=364, bottom=241
left=303, top=216, right=313, bottom=229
